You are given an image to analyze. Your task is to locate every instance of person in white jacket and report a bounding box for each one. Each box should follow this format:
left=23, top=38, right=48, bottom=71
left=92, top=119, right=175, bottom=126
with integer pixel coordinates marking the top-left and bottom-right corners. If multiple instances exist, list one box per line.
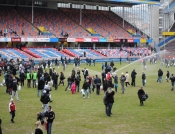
left=125, top=72, right=130, bottom=87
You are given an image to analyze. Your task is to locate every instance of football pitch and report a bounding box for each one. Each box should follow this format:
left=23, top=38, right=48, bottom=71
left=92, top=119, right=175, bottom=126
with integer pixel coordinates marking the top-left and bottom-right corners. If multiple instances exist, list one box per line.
left=0, top=61, right=175, bottom=134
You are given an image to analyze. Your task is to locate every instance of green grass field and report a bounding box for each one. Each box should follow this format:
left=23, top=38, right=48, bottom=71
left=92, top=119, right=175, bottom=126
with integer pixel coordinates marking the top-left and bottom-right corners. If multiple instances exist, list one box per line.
left=0, top=61, right=175, bottom=134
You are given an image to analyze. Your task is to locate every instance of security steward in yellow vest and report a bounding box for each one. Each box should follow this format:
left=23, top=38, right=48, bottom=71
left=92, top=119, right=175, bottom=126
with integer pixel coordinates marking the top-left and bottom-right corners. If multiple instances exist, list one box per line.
left=32, top=71, right=37, bottom=88
left=26, top=72, right=31, bottom=88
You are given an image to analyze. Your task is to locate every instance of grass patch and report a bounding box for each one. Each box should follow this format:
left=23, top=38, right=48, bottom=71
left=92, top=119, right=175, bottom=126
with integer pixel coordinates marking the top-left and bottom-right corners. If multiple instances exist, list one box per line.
left=0, top=61, right=175, bottom=134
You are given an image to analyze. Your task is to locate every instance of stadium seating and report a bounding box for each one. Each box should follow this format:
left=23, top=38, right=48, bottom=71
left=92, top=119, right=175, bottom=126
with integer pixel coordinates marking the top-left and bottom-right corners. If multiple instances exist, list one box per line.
left=22, top=47, right=71, bottom=59
left=0, top=48, right=31, bottom=59
left=60, top=8, right=132, bottom=38
left=102, top=11, right=141, bottom=36
left=18, top=8, right=90, bottom=38
left=97, top=47, right=150, bottom=57
left=0, top=7, right=40, bottom=37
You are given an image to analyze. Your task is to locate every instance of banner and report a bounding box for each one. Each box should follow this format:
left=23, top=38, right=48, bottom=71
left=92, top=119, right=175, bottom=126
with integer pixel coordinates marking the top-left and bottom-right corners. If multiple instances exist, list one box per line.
left=99, top=38, right=107, bottom=42
left=91, top=38, right=99, bottom=42
left=67, top=38, right=76, bottom=42
left=127, top=39, right=134, bottom=43
left=21, top=38, right=50, bottom=42
left=132, top=34, right=141, bottom=38
left=50, top=38, right=59, bottom=42
left=107, top=38, right=113, bottom=42
left=114, top=39, right=121, bottom=42
left=0, top=38, right=11, bottom=42
left=121, top=39, right=127, bottom=43
left=134, top=39, right=140, bottom=43
left=84, top=38, right=91, bottom=42
left=140, top=38, right=146, bottom=43
left=76, top=38, right=84, bottom=42
left=11, top=37, right=21, bottom=42
left=59, top=38, right=67, bottom=42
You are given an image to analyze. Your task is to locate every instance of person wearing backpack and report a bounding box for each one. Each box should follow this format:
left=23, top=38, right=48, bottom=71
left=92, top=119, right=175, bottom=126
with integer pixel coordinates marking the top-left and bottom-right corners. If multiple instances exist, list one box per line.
left=105, top=88, right=115, bottom=117
left=40, top=90, right=50, bottom=112
left=120, top=73, right=126, bottom=94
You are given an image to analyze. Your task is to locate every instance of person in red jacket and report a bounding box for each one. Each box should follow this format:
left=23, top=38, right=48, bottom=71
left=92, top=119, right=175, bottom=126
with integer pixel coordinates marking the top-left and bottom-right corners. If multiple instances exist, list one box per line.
left=9, top=98, right=16, bottom=123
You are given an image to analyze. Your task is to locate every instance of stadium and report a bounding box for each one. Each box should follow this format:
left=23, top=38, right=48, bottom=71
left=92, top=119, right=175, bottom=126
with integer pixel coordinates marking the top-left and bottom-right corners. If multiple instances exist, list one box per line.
left=0, top=0, right=175, bottom=134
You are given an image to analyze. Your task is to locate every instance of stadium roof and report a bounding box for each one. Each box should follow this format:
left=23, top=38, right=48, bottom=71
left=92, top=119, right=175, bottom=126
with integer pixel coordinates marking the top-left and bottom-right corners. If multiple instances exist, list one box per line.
left=41, top=0, right=160, bottom=7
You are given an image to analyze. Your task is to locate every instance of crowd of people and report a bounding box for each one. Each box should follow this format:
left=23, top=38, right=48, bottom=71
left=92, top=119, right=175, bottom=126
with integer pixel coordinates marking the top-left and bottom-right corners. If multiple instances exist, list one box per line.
left=0, top=55, right=175, bottom=134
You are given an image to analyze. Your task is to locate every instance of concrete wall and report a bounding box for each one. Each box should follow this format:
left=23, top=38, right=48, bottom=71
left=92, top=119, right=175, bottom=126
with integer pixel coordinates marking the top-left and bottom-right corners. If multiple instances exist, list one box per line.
left=150, top=6, right=159, bottom=45
left=27, top=42, right=59, bottom=47
left=48, top=1, right=57, bottom=9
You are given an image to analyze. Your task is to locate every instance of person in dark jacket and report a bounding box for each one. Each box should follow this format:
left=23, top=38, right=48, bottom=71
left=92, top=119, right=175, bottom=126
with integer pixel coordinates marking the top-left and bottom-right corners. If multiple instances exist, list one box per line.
left=131, top=69, right=137, bottom=87
left=45, top=106, right=55, bottom=134
left=94, top=75, right=101, bottom=95
left=142, top=72, right=146, bottom=86
left=75, top=74, right=81, bottom=92
left=137, top=87, right=145, bottom=106
left=19, top=70, right=25, bottom=87
left=40, top=90, right=50, bottom=112
left=11, top=77, right=20, bottom=101
left=58, top=72, right=65, bottom=86
left=82, top=79, right=90, bottom=98
left=65, top=76, right=72, bottom=91
left=105, top=89, right=115, bottom=117
left=103, top=78, right=108, bottom=93
left=82, top=68, right=88, bottom=80
left=53, top=72, right=59, bottom=90
left=38, top=77, right=45, bottom=97
left=170, top=74, right=175, bottom=91
left=113, top=74, right=118, bottom=92
left=157, top=69, right=163, bottom=83
left=166, top=71, right=170, bottom=82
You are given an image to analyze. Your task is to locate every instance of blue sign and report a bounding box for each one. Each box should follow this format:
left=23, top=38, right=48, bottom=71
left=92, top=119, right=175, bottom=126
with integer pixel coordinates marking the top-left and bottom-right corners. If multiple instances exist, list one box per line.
left=147, top=39, right=152, bottom=43
left=99, top=38, right=107, bottom=42
left=50, top=38, right=59, bottom=42
left=134, top=39, right=140, bottom=43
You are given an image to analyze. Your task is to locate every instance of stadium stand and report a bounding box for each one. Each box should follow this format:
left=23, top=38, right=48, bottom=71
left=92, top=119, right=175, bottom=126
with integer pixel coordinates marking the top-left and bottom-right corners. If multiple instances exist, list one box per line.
left=22, top=47, right=71, bottom=59
left=0, top=48, right=31, bottom=59
left=17, top=8, right=90, bottom=38
left=60, top=8, right=132, bottom=38
left=97, top=47, right=150, bottom=57
left=0, top=7, right=40, bottom=37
